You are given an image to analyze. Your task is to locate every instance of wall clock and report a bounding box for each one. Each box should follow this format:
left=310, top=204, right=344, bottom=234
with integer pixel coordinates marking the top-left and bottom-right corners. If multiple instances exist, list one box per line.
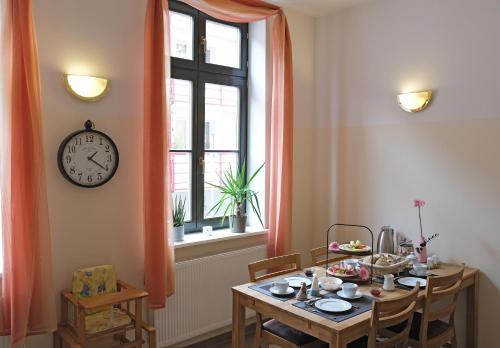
left=57, top=120, right=119, bottom=188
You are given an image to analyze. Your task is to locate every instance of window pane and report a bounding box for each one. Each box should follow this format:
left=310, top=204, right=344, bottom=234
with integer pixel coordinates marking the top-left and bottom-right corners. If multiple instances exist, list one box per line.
left=169, top=11, right=194, bottom=60
left=170, top=152, right=192, bottom=221
left=204, top=152, right=239, bottom=218
left=204, top=83, right=239, bottom=150
left=170, top=79, right=192, bottom=150
left=205, top=20, right=241, bottom=68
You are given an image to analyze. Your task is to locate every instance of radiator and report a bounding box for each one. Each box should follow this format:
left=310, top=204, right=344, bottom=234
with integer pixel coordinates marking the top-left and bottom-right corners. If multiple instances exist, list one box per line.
left=154, top=245, right=267, bottom=347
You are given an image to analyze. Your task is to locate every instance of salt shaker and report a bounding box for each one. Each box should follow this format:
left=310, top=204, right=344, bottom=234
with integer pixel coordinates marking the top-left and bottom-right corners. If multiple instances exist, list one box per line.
left=296, top=282, right=308, bottom=301
left=310, top=274, right=320, bottom=297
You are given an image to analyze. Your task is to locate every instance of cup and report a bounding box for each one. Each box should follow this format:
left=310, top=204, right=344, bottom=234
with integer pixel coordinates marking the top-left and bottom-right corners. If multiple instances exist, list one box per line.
left=341, top=283, right=358, bottom=298
left=413, top=263, right=427, bottom=276
left=272, top=279, right=289, bottom=293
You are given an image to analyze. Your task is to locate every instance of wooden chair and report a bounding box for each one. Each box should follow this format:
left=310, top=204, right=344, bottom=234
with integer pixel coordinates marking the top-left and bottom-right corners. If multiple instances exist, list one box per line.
left=347, top=284, right=420, bottom=348
left=248, top=253, right=320, bottom=348
left=310, top=246, right=346, bottom=267
left=386, top=266, right=465, bottom=348
left=54, top=265, right=156, bottom=348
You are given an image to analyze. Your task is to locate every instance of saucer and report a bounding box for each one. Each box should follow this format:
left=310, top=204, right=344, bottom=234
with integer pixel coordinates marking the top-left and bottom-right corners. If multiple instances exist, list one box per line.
left=270, top=286, right=295, bottom=296
left=337, top=290, right=363, bottom=299
left=409, top=269, right=432, bottom=277
left=286, top=276, right=312, bottom=288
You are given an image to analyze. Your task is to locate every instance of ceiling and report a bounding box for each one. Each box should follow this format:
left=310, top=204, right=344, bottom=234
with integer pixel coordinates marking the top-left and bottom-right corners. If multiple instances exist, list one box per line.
left=267, top=0, right=373, bottom=17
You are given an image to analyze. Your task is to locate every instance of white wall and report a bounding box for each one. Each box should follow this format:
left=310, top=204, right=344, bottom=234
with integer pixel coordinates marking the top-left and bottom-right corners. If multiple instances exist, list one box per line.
left=314, top=0, right=500, bottom=347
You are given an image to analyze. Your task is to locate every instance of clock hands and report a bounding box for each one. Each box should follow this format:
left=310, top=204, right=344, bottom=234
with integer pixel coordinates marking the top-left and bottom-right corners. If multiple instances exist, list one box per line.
left=87, top=152, right=108, bottom=171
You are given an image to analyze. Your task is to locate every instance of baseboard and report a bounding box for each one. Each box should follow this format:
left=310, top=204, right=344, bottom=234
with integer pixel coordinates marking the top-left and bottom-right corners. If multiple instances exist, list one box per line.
left=165, top=317, right=256, bottom=348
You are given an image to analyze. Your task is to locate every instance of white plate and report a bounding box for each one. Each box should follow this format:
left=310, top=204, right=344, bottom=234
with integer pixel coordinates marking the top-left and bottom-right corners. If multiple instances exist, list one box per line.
left=398, top=277, right=427, bottom=287
left=270, top=286, right=295, bottom=296
left=409, top=269, right=432, bottom=277
left=315, top=298, right=352, bottom=313
left=286, top=277, right=312, bottom=288
left=339, top=244, right=371, bottom=253
left=337, top=290, right=363, bottom=300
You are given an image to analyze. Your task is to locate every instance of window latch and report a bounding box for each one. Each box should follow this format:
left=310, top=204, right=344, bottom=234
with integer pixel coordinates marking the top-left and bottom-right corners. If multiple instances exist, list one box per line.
left=199, top=157, right=205, bottom=175
left=201, top=36, right=207, bottom=54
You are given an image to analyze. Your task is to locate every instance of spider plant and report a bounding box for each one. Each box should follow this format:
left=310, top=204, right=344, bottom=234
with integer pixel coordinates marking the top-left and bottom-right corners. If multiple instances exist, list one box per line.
left=173, top=196, right=186, bottom=228
left=207, top=161, right=265, bottom=228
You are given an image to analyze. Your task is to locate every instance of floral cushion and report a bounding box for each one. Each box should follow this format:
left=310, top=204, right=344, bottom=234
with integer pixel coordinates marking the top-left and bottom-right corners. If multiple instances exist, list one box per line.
left=72, top=265, right=117, bottom=314
left=85, top=308, right=131, bottom=334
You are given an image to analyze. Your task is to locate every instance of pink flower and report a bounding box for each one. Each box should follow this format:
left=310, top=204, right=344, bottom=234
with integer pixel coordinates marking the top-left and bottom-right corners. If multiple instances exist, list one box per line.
left=328, top=241, right=340, bottom=251
left=414, top=199, right=426, bottom=208
left=359, top=267, right=370, bottom=280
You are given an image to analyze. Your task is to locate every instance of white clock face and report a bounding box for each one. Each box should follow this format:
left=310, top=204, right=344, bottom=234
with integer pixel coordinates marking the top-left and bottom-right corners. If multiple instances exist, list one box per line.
left=59, top=131, right=119, bottom=187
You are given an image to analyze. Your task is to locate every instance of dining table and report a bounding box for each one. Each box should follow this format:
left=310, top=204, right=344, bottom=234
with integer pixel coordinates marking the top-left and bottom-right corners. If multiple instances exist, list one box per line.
left=232, top=263, right=479, bottom=348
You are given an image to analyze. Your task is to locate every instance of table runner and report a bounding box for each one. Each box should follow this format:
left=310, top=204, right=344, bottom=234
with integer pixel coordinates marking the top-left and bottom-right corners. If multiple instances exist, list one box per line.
left=248, top=274, right=312, bottom=301
left=293, top=292, right=374, bottom=323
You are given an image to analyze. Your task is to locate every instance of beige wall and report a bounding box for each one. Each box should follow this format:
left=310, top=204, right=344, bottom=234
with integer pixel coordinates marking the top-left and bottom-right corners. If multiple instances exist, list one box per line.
left=314, top=1, right=500, bottom=347
left=25, top=1, right=317, bottom=346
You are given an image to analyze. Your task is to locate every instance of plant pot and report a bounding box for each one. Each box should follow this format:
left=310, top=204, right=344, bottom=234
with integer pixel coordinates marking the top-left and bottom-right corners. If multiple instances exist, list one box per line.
left=173, top=225, right=185, bottom=242
left=230, top=215, right=247, bottom=233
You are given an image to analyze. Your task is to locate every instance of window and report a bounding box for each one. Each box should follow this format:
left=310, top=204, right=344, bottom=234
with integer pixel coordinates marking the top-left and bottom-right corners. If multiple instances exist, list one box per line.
left=169, top=0, right=248, bottom=232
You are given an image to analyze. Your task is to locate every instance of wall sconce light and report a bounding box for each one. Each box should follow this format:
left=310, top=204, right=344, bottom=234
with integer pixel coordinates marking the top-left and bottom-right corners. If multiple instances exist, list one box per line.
left=64, top=74, right=110, bottom=101
left=397, top=90, right=432, bottom=113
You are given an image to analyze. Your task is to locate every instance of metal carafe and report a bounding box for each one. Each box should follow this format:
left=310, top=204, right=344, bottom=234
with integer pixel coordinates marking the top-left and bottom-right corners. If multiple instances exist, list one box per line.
left=377, top=226, right=395, bottom=254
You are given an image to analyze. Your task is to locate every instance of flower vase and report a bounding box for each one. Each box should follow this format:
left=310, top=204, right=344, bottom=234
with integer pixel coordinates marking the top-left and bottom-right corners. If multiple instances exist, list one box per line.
left=416, top=236, right=428, bottom=263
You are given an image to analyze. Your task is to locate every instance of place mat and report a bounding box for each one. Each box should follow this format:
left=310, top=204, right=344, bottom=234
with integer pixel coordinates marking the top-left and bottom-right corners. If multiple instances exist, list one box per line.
left=248, top=274, right=312, bottom=301
left=293, top=292, right=374, bottom=322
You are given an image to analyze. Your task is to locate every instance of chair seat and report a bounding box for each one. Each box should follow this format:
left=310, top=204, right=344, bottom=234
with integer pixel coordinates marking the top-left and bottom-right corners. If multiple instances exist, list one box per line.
left=346, top=336, right=368, bottom=348
left=85, top=307, right=131, bottom=334
left=387, top=312, right=450, bottom=340
left=263, top=319, right=318, bottom=346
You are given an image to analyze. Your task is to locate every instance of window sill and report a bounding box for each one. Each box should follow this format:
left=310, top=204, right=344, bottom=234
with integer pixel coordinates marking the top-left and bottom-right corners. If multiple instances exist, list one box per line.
left=174, top=227, right=268, bottom=249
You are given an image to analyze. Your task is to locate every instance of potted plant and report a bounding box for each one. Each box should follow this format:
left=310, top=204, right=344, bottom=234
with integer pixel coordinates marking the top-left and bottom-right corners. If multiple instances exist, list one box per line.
left=173, top=196, right=186, bottom=242
left=207, top=161, right=264, bottom=233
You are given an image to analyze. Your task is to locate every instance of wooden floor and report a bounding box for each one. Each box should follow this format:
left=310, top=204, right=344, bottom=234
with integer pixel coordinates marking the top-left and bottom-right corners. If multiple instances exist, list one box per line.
left=184, top=325, right=258, bottom=348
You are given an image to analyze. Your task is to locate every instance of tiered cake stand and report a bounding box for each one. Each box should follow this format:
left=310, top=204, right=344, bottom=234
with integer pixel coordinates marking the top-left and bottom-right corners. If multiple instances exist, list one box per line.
left=325, top=224, right=375, bottom=284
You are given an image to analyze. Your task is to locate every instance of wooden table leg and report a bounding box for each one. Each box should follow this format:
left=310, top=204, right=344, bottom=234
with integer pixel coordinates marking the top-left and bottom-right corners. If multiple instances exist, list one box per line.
left=466, top=272, right=479, bottom=348
left=232, top=291, right=246, bottom=348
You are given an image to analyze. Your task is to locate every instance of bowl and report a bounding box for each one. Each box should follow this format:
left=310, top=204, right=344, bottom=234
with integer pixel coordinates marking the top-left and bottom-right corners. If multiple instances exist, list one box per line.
left=319, top=276, right=343, bottom=291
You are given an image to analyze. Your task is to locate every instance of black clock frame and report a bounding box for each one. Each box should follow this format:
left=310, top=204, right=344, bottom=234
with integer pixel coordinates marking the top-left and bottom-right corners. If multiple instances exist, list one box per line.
left=57, top=120, right=119, bottom=188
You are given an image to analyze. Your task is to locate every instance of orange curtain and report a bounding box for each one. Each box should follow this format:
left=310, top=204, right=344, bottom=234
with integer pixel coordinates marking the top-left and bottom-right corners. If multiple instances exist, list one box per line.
left=144, top=0, right=175, bottom=308
left=143, top=0, right=293, bottom=308
left=0, top=0, right=57, bottom=346
left=181, top=0, right=294, bottom=258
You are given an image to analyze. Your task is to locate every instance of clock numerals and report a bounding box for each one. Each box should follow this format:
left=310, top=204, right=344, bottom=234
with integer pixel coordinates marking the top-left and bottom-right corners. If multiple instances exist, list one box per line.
left=65, top=155, right=72, bottom=164
left=78, top=173, right=83, bottom=182
left=70, top=167, right=76, bottom=174
left=106, top=154, right=112, bottom=162
left=75, top=137, right=82, bottom=145
left=86, top=134, right=94, bottom=143
left=87, top=175, right=93, bottom=183
left=67, top=145, right=76, bottom=153
left=105, top=145, right=110, bottom=152
left=97, top=173, right=103, bottom=181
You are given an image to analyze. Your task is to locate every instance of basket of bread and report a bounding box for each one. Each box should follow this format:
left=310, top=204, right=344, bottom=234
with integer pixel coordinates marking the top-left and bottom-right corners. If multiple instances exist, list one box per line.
left=358, top=253, right=409, bottom=277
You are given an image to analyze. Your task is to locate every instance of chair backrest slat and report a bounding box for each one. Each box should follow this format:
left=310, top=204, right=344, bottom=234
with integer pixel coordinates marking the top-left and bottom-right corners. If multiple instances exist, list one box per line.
left=310, top=246, right=346, bottom=266
left=369, top=284, right=420, bottom=348
left=248, top=253, right=301, bottom=282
